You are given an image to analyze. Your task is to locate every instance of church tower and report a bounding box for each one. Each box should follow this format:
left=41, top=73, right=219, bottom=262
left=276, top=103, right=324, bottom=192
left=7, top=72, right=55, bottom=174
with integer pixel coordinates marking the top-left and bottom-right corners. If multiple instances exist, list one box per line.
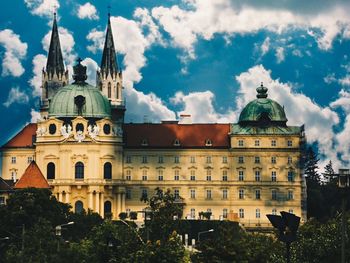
left=41, top=12, right=68, bottom=118
left=96, top=13, right=125, bottom=123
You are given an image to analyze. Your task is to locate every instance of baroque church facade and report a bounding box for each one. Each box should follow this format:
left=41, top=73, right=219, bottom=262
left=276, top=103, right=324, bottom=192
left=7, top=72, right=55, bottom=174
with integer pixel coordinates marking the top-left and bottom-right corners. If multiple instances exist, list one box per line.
left=0, top=14, right=307, bottom=226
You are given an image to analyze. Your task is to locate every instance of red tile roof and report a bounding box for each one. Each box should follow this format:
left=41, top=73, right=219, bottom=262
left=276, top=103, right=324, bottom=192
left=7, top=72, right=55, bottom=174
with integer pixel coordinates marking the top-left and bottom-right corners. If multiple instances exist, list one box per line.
left=2, top=123, right=37, bottom=148
left=14, top=161, right=50, bottom=189
left=123, top=123, right=230, bottom=148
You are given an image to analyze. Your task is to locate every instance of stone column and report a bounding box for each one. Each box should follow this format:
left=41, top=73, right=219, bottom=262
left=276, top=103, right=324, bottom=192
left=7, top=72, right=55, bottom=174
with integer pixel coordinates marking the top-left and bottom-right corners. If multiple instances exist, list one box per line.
left=121, top=193, right=125, bottom=213
left=117, top=192, right=122, bottom=217
left=88, top=192, right=93, bottom=210
left=66, top=192, right=70, bottom=204
left=95, top=192, right=100, bottom=214
left=113, top=192, right=118, bottom=220
left=100, top=192, right=104, bottom=218
left=58, top=192, right=63, bottom=202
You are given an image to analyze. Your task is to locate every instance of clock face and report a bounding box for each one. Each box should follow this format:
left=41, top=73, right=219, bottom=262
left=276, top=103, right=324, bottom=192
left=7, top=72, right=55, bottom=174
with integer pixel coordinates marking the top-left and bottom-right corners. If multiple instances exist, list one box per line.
left=103, top=124, right=111, bottom=135
left=49, top=124, right=56, bottom=135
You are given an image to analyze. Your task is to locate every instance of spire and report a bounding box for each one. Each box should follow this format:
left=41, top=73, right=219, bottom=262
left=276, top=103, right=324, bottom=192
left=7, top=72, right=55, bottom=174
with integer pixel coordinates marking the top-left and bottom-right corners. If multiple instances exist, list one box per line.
left=256, top=82, right=268, bottom=98
left=100, top=14, right=118, bottom=76
left=46, top=12, right=65, bottom=76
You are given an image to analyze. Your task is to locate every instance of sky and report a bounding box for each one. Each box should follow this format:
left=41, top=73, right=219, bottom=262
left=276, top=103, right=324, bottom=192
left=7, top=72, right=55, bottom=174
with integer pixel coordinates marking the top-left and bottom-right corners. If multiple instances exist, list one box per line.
left=0, top=0, right=350, bottom=170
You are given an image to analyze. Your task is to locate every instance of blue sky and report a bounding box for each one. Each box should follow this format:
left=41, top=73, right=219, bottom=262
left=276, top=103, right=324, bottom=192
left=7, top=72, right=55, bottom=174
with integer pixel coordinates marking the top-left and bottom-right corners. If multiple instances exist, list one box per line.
left=1, top=0, right=350, bottom=169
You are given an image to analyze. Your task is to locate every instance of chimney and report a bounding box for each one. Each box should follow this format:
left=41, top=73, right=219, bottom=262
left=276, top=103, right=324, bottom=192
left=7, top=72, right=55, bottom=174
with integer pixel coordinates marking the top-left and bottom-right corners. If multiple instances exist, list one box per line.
left=179, top=114, right=192, bottom=124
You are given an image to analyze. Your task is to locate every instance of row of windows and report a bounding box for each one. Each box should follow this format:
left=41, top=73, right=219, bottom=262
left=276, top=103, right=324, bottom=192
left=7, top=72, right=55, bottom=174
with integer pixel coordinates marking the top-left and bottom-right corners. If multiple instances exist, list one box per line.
left=11, top=156, right=33, bottom=164
left=74, top=200, right=112, bottom=214
left=237, top=139, right=293, bottom=147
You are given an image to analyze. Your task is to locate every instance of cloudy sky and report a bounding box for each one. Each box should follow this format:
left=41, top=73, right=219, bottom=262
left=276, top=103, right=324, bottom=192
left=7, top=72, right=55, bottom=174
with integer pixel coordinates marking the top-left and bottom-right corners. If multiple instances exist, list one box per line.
left=0, top=0, right=350, bottom=169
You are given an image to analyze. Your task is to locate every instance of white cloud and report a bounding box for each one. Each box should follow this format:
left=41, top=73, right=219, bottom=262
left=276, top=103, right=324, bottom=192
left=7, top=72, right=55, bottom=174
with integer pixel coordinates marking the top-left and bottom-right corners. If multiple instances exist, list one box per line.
left=261, top=37, right=270, bottom=56
left=86, top=29, right=105, bottom=53
left=24, top=0, right=59, bottom=18
left=29, top=54, right=46, bottom=96
left=324, top=73, right=336, bottom=84
left=3, top=86, right=29, bottom=107
left=275, top=47, right=285, bottom=63
left=81, top=57, right=98, bottom=85
left=77, top=2, right=99, bottom=20
left=0, top=29, right=28, bottom=77
left=339, top=76, right=350, bottom=86
left=30, top=109, right=42, bottom=123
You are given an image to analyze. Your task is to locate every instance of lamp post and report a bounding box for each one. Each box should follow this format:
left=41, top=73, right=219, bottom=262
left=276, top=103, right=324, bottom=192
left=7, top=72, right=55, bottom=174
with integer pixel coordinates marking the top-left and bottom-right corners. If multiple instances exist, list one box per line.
left=338, top=168, right=350, bottom=263
left=266, top=211, right=300, bottom=263
left=55, top=221, right=74, bottom=252
left=197, top=229, right=214, bottom=243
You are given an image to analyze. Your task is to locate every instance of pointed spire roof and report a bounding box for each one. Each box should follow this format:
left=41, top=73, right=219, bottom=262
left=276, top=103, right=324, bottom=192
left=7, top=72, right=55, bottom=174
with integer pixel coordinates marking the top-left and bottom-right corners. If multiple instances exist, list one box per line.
left=46, top=13, right=65, bottom=76
left=100, top=13, right=119, bottom=76
left=14, top=161, right=50, bottom=189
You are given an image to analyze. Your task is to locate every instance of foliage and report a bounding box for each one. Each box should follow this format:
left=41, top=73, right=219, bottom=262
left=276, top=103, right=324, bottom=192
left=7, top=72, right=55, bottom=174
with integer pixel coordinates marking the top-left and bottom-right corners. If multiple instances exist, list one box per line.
left=119, top=212, right=127, bottom=220
left=199, top=211, right=212, bottom=220
left=129, top=211, right=138, bottom=220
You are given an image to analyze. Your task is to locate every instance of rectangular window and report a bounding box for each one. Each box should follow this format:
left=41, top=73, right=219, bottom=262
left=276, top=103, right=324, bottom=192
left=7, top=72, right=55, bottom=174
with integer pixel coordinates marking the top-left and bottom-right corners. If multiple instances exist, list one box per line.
left=142, top=175, right=148, bottom=181
left=206, top=189, right=212, bottom=199
left=11, top=171, right=16, bottom=182
left=222, top=189, right=228, bottom=199
left=174, top=170, right=179, bottom=181
left=255, top=156, right=260, bottom=164
left=255, top=140, right=260, bottom=147
left=126, top=170, right=131, bottom=181
left=255, top=171, right=261, bottom=182
left=223, top=208, right=228, bottom=218
left=27, top=156, right=33, bottom=164
left=239, top=189, right=244, bottom=199
left=239, top=208, right=244, bottom=218
left=255, top=189, right=261, bottom=199
left=222, top=156, right=228, bottom=163
left=141, top=189, right=148, bottom=199
left=158, top=170, right=163, bottom=181
left=238, top=171, right=244, bottom=181
left=158, top=176, right=163, bottom=181
left=288, top=190, right=294, bottom=200
left=271, top=171, right=277, bottom=182
left=287, top=140, right=293, bottom=147
left=206, top=176, right=212, bottom=181
left=288, top=156, right=292, bottom=164
left=238, top=156, right=244, bottom=164
left=190, top=156, right=195, bottom=163
left=222, top=170, right=228, bottom=181
left=190, top=208, right=196, bottom=219
left=142, top=156, right=148, bottom=163
left=206, top=156, right=212, bottom=163
left=271, top=140, right=277, bottom=147
left=190, top=170, right=195, bottom=181
left=288, top=171, right=294, bottom=182
left=174, top=189, right=180, bottom=199
left=174, top=156, right=179, bottom=163
left=271, top=156, right=276, bottom=164
left=126, top=156, right=131, bottom=163
left=256, top=208, right=261, bottom=219
left=158, top=156, right=163, bottom=163
left=126, top=189, right=131, bottom=199
left=190, top=189, right=196, bottom=199
left=272, top=208, right=277, bottom=215
left=272, top=190, right=277, bottom=200
left=11, top=157, right=16, bottom=164
left=238, top=140, right=244, bottom=147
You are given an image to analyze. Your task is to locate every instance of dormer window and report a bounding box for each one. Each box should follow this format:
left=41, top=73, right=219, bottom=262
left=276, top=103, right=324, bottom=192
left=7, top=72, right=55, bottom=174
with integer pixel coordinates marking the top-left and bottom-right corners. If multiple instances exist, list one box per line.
left=174, top=139, right=180, bottom=146
left=205, top=139, right=212, bottom=146
left=141, top=139, right=148, bottom=146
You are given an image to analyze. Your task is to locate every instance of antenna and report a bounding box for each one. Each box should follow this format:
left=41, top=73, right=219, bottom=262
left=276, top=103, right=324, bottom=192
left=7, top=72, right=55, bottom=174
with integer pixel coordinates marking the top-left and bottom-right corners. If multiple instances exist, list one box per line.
left=107, top=4, right=111, bottom=17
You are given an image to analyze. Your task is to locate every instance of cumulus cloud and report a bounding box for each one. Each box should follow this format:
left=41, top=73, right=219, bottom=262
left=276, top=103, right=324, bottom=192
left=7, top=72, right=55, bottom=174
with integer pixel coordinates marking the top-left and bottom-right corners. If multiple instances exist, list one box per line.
left=3, top=86, right=29, bottom=107
left=81, top=57, right=98, bottom=85
left=275, top=47, right=285, bottom=63
left=24, top=0, right=59, bottom=18
left=0, top=29, right=28, bottom=77
left=29, top=54, right=46, bottom=96
left=77, top=2, right=99, bottom=20
left=261, top=37, right=270, bottom=56
left=30, top=109, right=42, bottom=123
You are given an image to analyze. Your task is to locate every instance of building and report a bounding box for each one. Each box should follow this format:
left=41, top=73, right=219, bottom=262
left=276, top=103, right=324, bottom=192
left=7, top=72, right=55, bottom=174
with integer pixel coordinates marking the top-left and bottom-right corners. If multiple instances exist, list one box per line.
left=0, top=13, right=307, bottom=226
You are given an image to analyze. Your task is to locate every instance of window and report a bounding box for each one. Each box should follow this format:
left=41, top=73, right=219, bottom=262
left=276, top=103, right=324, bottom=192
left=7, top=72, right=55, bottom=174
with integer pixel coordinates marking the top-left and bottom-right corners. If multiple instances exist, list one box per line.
left=174, top=156, right=179, bottom=163
left=75, top=201, right=84, bottom=214
left=239, top=189, right=244, bottom=199
left=287, top=140, right=293, bottom=147
left=158, top=156, right=163, bottom=163
left=206, top=156, right=212, bottom=163
left=272, top=190, right=277, bottom=200
left=239, top=208, right=244, bottom=218
left=222, top=189, right=228, bottom=199
left=126, top=156, right=131, bottom=163
left=271, top=171, right=277, bottom=182
left=190, top=208, right=196, bottom=219
left=271, top=140, right=277, bottom=147
left=223, top=208, right=228, bottom=218
left=126, top=170, right=131, bottom=181
left=255, top=140, right=260, bottom=146
left=238, top=156, right=244, bottom=164
left=47, top=162, right=55, bottom=180
left=255, top=156, right=260, bottom=164
left=206, top=170, right=212, bottom=181
left=271, top=156, right=276, bottom=164
left=190, top=170, right=195, bottom=181
left=11, top=171, right=16, bottom=182
left=238, top=171, right=244, bottom=181
left=142, top=170, right=147, bottom=181
left=190, top=156, right=195, bottom=163
left=104, top=162, right=112, bottom=180
left=205, top=139, right=212, bottom=146
left=288, top=209, right=294, bottom=214
left=108, top=82, right=111, bottom=98
left=49, top=123, right=56, bottom=135
left=222, top=156, right=228, bottom=163
left=190, top=189, right=196, bottom=199
left=104, top=201, right=112, bottom=216
left=174, top=189, right=180, bottom=199
left=206, top=189, right=212, bottom=199
left=272, top=208, right=277, bottom=215
left=0, top=197, right=5, bottom=205
left=158, top=170, right=163, bottom=181
left=126, top=189, right=131, bottom=199
left=11, top=157, right=16, bottom=164
left=256, top=208, right=261, bottom=219
left=288, top=190, right=294, bottom=200
left=288, top=156, right=292, bottom=164
left=141, top=189, right=148, bottom=199
left=174, top=170, right=179, bottom=181
left=142, top=156, right=148, bottom=164
left=255, top=171, right=261, bottom=182
left=255, top=189, right=261, bottom=199
left=75, top=162, right=84, bottom=179
left=222, top=170, right=228, bottom=181
left=238, top=140, right=244, bottom=147
left=288, top=171, right=294, bottom=182
left=174, top=139, right=180, bottom=146
left=27, top=156, right=33, bottom=164
left=103, top=124, right=111, bottom=135
left=141, top=139, right=148, bottom=146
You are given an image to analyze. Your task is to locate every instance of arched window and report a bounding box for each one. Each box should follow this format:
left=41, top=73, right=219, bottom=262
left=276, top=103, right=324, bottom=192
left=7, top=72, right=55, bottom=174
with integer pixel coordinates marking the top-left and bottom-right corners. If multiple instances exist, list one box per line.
left=47, top=162, right=55, bottom=180
left=75, top=200, right=83, bottom=214
left=104, top=162, right=112, bottom=179
left=117, top=83, right=121, bottom=99
left=108, top=82, right=111, bottom=98
left=75, top=162, right=84, bottom=179
left=104, top=201, right=112, bottom=218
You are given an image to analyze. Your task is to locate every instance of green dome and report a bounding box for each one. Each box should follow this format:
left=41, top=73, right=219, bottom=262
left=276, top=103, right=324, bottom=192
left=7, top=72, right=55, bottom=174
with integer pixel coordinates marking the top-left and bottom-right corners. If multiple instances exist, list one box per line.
left=238, top=84, right=287, bottom=124
left=48, top=83, right=111, bottom=118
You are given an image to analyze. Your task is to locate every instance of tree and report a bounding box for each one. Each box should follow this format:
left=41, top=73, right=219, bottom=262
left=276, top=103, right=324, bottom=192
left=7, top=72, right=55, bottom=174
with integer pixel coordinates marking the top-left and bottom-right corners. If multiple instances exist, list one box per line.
left=304, top=146, right=320, bottom=185
left=323, top=160, right=336, bottom=184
